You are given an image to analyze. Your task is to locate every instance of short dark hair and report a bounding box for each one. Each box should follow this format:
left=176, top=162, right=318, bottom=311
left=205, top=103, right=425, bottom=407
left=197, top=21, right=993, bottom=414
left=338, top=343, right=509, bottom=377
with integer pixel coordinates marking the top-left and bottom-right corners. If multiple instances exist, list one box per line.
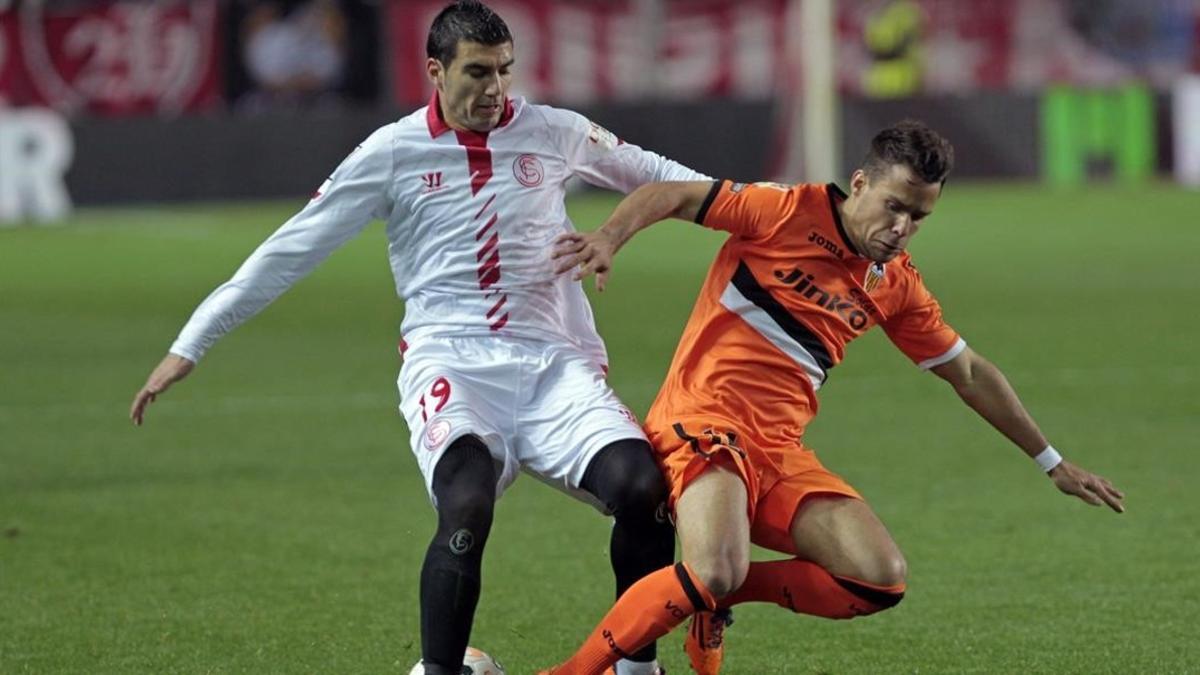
left=862, top=120, right=955, bottom=185
left=426, top=0, right=513, bottom=65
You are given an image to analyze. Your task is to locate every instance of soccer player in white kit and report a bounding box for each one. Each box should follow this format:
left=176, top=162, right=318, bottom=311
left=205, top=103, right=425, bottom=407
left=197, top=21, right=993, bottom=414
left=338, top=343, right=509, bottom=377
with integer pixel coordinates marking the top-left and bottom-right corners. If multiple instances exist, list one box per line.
left=129, top=2, right=706, bottom=674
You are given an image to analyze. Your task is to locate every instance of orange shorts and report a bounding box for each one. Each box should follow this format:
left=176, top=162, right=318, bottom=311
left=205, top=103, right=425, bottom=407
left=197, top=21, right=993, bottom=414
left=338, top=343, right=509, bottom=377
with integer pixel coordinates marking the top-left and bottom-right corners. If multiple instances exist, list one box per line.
left=647, top=420, right=861, bottom=556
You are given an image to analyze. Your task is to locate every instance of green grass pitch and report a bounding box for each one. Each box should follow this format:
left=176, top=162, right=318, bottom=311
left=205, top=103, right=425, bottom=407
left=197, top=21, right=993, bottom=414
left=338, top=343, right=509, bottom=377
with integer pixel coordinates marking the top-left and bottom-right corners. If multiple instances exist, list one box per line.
left=2, top=183, right=1198, bottom=673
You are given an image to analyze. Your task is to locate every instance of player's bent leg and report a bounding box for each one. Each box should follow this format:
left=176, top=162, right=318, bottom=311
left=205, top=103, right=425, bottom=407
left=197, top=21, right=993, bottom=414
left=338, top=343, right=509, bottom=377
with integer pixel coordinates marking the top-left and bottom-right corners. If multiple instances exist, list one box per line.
left=546, top=465, right=749, bottom=675
left=722, top=495, right=906, bottom=620
left=420, top=434, right=497, bottom=675
left=580, top=439, right=675, bottom=596
left=788, top=495, right=907, bottom=617
left=580, top=439, right=675, bottom=672
left=675, top=465, right=753, bottom=599
left=675, top=466, right=751, bottom=675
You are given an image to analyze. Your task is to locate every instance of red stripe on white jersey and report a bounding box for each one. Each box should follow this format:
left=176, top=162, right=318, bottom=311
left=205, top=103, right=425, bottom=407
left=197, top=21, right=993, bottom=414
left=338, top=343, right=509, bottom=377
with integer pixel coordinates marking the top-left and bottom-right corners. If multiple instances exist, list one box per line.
left=455, top=127, right=508, bottom=332
left=486, top=295, right=507, bottom=319
left=473, top=194, right=497, bottom=221
left=455, top=130, right=493, bottom=196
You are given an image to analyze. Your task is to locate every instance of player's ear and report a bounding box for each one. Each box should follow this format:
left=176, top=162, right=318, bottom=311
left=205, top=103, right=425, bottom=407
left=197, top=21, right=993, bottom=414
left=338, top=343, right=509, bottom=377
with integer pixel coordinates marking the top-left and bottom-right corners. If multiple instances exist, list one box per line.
left=850, top=169, right=869, bottom=195
left=426, top=58, right=445, bottom=90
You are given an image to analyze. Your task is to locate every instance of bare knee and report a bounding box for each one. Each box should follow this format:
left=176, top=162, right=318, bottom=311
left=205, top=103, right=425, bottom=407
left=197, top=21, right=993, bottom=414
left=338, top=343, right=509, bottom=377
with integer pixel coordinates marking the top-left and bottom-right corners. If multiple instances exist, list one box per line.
left=828, top=548, right=907, bottom=590
left=858, top=550, right=907, bottom=588
left=687, top=554, right=749, bottom=600
left=834, top=549, right=907, bottom=617
left=675, top=465, right=753, bottom=601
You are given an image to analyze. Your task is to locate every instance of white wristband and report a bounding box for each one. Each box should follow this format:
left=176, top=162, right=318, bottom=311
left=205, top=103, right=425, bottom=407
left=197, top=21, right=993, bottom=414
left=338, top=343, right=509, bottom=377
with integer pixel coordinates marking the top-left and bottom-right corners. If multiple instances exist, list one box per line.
left=1034, top=445, right=1063, bottom=473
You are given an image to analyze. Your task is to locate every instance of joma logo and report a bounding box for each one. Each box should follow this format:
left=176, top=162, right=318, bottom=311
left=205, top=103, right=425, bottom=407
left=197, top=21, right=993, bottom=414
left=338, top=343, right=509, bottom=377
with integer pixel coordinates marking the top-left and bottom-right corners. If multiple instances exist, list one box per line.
left=808, top=231, right=844, bottom=258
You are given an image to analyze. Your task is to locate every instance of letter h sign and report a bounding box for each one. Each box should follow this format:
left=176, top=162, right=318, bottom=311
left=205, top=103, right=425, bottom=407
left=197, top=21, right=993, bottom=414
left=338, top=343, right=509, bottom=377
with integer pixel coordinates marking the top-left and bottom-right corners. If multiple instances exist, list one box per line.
left=1041, top=86, right=1155, bottom=186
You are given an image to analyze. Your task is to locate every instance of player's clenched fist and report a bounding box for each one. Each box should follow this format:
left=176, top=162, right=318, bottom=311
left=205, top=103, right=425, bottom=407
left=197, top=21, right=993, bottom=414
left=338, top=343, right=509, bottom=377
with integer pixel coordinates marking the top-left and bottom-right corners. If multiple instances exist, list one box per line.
left=130, top=354, right=195, bottom=426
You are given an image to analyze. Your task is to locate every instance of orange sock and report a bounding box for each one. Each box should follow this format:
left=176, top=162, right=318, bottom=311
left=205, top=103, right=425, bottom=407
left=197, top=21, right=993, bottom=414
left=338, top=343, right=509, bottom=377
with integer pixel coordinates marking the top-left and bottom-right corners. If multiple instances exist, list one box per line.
left=553, top=563, right=715, bottom=675
left=724, top=558, right=905, bottom=619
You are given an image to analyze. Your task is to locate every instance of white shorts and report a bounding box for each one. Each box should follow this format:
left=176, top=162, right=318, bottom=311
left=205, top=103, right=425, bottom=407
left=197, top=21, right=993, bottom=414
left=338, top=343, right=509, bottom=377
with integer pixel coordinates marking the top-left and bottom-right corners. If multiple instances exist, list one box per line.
left=397, top=336, right=645, bottom=512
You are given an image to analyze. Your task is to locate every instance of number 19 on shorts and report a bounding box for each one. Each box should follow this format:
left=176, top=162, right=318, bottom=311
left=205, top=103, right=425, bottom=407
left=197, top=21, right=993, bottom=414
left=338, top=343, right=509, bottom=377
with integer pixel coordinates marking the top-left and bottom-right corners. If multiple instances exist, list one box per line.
left=419, top=377, right=452, bottom=422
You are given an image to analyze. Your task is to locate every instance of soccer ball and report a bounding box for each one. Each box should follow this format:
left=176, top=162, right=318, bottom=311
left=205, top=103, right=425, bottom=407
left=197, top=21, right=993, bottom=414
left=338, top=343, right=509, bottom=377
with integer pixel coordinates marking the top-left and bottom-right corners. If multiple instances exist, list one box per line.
left=408, top=647, right=505, bottom=675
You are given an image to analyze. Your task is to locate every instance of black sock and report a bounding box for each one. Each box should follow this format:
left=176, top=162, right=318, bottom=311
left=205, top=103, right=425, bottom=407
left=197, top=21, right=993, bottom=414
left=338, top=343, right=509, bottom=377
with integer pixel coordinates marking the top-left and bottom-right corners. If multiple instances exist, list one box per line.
left=419, top=435, right=496, bottom=671
left=582, top=439, right=676, bottom=663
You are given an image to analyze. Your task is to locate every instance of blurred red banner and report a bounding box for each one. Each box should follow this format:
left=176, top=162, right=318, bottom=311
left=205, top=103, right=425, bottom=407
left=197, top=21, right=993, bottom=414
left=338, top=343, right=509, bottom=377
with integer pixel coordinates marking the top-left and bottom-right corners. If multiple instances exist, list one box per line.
left=391, top=0, right=1200, bottom=104
left=0, top=1, right=221, bottom=115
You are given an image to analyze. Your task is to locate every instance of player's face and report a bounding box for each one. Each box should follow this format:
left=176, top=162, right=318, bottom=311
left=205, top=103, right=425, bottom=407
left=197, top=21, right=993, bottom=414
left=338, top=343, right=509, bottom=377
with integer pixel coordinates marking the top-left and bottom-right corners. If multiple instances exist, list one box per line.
left=845, top=164, right=941, bottom=263
left=427, top=40, right=514, bottom=133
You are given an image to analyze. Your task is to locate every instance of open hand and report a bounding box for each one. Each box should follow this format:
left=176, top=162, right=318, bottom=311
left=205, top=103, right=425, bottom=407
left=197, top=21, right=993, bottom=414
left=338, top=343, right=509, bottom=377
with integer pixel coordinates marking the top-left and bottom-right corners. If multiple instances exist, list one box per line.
left=552, top=230, right=618, bottom=291
left=130, top=354, right=195, bottom=426
left=1048, top=460, right=1125, bottom=513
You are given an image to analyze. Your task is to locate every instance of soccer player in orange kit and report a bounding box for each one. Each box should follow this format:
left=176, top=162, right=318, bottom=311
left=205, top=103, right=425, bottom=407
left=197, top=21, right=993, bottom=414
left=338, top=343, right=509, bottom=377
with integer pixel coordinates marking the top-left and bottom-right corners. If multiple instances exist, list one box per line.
left=543, top=121, right=1125, bottom=674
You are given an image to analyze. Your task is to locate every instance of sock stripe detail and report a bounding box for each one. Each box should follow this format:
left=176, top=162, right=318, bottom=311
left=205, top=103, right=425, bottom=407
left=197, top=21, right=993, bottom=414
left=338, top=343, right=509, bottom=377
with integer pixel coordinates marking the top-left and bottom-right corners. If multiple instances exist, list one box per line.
left=674, top=562, right=712, bottom=613
left=833, top=576, right=905, bottom=609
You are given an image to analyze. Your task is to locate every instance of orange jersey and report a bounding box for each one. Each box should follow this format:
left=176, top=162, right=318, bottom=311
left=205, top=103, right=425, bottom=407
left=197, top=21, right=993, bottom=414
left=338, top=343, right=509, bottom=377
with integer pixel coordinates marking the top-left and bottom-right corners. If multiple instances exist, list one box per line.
left=645, top=180, right=964, bottom=450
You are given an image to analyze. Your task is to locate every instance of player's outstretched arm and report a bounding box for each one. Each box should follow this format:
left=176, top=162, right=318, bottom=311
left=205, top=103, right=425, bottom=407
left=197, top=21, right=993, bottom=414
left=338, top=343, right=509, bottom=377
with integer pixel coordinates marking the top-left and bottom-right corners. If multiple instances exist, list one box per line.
left=553, top=180, right=713, bottom=291
left=130, top=354, right=195, bottom=426
left=931, top=346, right=1125, bottom=513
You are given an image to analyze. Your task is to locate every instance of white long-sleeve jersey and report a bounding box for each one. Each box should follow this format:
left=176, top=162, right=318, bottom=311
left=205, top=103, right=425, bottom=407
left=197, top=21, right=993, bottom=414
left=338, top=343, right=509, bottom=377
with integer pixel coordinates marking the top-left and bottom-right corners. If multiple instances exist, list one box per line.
left=169, top=96, right=708, bottom=366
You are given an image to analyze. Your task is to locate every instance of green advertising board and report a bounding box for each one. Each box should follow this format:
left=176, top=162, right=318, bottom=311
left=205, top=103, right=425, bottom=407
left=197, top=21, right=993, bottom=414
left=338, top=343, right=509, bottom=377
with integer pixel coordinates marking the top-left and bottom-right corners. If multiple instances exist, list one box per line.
left=1042, top=86, right=1155, bottom=185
